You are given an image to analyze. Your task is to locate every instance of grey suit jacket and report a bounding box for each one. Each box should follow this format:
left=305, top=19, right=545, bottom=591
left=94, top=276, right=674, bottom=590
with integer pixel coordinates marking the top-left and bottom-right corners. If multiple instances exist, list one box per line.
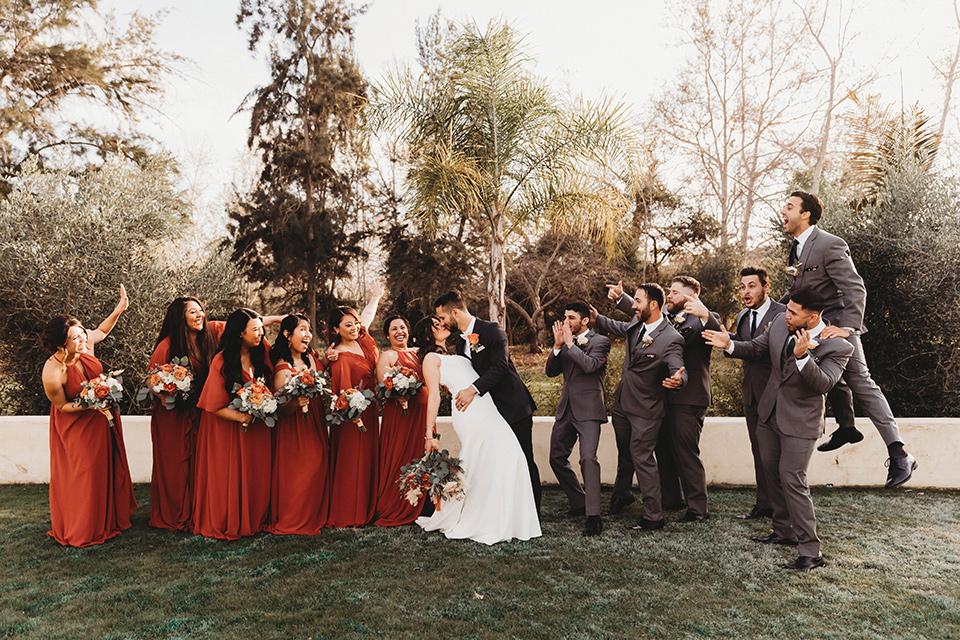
left=665, top=311, right=721, bottom=407
left=594, top=295, right=686, bottom=420
left=729, top=313, right=855, bottom=439
left=545, top=329, right=611, bottom=423
left=732, top=300, right=787, bottom=406
left=780, top=226, right=867, bottom=331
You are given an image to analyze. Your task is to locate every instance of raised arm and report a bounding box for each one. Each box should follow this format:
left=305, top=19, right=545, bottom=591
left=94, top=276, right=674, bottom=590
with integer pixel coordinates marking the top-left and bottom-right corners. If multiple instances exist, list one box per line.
left=359, top=279, right=384, bottom=329
left=87, top=284, right=129, bottom=348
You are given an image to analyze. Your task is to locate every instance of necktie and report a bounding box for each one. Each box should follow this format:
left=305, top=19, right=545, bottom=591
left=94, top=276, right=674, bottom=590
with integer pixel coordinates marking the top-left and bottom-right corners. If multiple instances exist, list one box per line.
left=786, top=335, right=796, bottom=360
left=789, top=239, right=800, bottom=266
left=750, top=310, right=758, bottom=336
left=635, top=325, right=646, bottom=347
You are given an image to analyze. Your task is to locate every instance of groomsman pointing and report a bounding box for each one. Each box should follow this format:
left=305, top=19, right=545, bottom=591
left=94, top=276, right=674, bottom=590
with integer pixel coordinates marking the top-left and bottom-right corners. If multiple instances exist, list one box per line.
left=545, top=301, right=611, bottom=537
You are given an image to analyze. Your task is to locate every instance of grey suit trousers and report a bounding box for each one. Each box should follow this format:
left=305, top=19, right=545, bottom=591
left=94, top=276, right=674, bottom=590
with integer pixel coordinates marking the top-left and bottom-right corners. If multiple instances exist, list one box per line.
left=837, top=332, right=902, bottom=446
left=660, top=404, right=708, bottom=516
left=743, top=400, right=771, bottom=510
left=611, top=405, right=663, bottom=521
left=549, top=407, right=602, bottom=516
left=757, top=421, right=821, bottom=557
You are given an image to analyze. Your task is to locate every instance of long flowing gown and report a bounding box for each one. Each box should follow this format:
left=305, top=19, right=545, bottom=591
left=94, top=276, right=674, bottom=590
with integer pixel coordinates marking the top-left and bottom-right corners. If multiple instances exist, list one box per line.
left=48, top=352, right=138, bottom=547
left=417, top=355, right=541, bottom=545
left=147, top=321, right=225, bottom=531
left=192, top=353, right=272, bottom=540
left=373, top=349, right=427, bottom=526
left=326, top=330, right=380, bottom=528
left=267, top=358, right=330, bottom=535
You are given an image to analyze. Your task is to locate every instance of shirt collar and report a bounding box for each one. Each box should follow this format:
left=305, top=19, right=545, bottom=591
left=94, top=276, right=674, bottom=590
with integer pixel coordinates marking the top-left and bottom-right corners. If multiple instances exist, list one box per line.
left=463, top=316, right=477, bottom=337
left=751, top=296, right=772, bottom=319
left=643, top=316, right=664, bottom=334
left=575, top=328, right=589, bottom=338
left=809, top=320, right=826, bottom=340
left=795, top=225, right=816, bottom=254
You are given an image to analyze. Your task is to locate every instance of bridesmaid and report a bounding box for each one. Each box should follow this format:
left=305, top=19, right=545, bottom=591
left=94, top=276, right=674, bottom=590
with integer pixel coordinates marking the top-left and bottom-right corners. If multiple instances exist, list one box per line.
left=324, top=280, right=384, bottom=528
left=267, top=314, right=330, bottom=535
left=372, top=315, right=427, bottom=526
left=192, top=308, right=273, bottom=540
left=40, top=285, right=138, bottom=547
left=146, top=297, right=225, bottom=531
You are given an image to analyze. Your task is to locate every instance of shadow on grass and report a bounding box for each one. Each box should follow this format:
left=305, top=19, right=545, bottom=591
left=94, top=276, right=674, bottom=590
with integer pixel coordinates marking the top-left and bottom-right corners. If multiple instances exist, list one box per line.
left=0, top=484, right=958, bottom=639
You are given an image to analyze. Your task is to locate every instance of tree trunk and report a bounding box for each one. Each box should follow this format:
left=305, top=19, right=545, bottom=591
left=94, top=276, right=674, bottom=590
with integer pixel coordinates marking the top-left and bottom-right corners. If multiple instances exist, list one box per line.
left=488, top=209, right=507, bottom=326
left=307, top=268, right=318, bottom=349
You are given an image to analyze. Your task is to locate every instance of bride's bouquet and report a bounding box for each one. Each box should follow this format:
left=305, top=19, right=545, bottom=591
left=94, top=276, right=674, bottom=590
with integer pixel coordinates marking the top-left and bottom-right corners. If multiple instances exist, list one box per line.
left=374, top=365, right=423, bottom=414
left=326, top=387, right=376, bottom=432
left=397, top=448, right=465, bottom=511
left=229, top=378, right=281, bottom=430
left=136, top=356, right=193, bottom=410
left=277, top=368, right=329, bottom=414
left=76, top=369, right=124, bottom=427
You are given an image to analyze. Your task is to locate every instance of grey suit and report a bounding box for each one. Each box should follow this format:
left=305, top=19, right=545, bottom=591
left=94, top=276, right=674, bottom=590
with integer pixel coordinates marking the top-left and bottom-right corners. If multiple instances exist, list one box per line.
left=729, top=313, right=854, bottom=557
left=657, top=311, right=722, bottom=516
left=594, top=295, right=686, bottom=522
left=781, top=225, right=903, bottom=447
left=545, top=329, right=611, bottom=516
left=732, top=300, right=786, bottom=510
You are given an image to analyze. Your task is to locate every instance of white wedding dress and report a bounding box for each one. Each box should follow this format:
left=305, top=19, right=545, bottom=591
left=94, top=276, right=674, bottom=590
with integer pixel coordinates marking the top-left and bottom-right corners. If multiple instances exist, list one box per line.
left=416, top=354, right=541, bottom=545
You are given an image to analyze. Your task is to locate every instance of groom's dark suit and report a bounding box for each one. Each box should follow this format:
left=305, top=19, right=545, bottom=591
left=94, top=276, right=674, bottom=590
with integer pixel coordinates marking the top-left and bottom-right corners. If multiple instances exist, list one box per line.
left=455, top=318, right=541, bottom=512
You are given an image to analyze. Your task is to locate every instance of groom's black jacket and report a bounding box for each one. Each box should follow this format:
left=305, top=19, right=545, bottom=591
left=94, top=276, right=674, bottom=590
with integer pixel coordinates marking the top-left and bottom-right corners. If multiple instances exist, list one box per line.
left=455, top=318, right=536, bottom=424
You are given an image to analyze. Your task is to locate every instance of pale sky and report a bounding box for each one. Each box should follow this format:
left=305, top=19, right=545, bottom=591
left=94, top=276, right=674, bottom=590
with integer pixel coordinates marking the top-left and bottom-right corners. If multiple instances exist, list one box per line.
left=98, top=0, right=960, bottom=216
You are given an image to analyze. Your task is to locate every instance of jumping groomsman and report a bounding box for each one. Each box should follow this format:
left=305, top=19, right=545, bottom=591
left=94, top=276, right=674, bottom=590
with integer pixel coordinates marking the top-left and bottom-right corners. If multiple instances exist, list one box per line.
left=590, top=282, right=686, bottom=531
left=545, top=301, right=611, bottom=537
left=732, top=267, right=785, bottom=520
left=780, top=191, right=916, bottom=487
left=705, top=288, right=854, bottom=570
left=658, top=276, right=722, bottom=523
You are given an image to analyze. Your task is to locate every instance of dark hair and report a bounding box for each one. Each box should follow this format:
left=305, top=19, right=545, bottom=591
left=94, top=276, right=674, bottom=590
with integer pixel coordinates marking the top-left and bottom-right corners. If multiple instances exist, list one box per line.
left=790, top=190, right=823, bottom=225
left=42, top=315, right=82, bottom=354
left=671, top=275, right=701, bottom=295
left=412, top=316, right=447, bottom=363
left=272, top=314, right=314, bottom=368
left=433, top=290, right=467, bottom=312
left=326, top=306, right=362, bottom=346
left=788, top=287, right=825, bottom=313
left=636, top=283, right=665, bottom=309
left=155, top=297, right=219, bottom=369
left=740, top=266, right=769, bottom=287
left=564, top=301, right=592, bottom=320
left=220, top=308, right=270, bottom=396
left=383, top=315, right=412, bottom=344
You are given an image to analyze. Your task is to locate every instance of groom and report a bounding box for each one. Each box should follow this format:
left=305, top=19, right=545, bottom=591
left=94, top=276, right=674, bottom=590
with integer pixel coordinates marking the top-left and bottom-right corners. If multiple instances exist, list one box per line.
left=434, top=290, right=542, bottom=514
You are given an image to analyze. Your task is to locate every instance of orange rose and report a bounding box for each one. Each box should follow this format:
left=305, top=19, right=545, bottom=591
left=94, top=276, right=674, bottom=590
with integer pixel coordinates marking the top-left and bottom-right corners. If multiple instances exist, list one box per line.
left=250, top=391, right=264, bottom=405
left=94, top=386, right=110, bottom=399
left=467, top=333, right=480, bottom=344
left=301, top=373, right=315, bottom=386
left=384, top=378, right=394, bottom=390
left=149, top=373, right=162, bottom=387
left=160, top=364, right=174, bottom=374
left=335, top=395, right=349, bottom=410
left=172, top=367, right=187, bottom=381
left=163, top=382, right=177, bottom=394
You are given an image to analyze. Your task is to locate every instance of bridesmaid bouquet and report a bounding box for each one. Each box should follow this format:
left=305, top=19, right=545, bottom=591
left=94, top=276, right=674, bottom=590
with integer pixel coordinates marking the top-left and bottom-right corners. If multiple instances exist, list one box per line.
left=326, top=387, right=375, bottom=432
left=374, top=365, right=423, bottom=414
left=135, top=357, right=193, bottom=410
left=277, top=369, right=329, bottom=414
left=397, top=448, right=465, bottom=511
left=230, top=378, right=281, bottom=430
left=76, top=370, right=124, bottom=427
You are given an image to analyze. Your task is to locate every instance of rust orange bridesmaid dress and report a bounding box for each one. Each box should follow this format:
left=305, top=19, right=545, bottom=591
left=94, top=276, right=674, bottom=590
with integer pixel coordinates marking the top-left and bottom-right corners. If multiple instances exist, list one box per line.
left=192, top=353, right=272, bottom=540
left=48, top=352, right=138, bottom=547
left=147, top=321, right=225, bottom=531
left=267, top=357, right=330, bottom=535
left=373, top=349, right=427, bottom=526
left=326, top=330, right=380, bottom=528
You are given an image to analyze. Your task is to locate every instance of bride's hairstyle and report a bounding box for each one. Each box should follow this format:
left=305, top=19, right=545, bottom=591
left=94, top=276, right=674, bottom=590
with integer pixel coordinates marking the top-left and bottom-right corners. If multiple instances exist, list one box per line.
left=412, top=316, right=446, bottom=363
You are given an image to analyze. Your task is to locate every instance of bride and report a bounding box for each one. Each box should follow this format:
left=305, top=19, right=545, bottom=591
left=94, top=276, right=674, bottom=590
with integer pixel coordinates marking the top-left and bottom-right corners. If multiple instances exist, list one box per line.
left=411, top=316, right=541, bottom=545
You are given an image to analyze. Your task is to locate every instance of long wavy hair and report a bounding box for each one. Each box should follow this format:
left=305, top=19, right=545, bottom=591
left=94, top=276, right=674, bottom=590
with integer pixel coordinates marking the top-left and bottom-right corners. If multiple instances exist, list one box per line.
left=326, top=306, right=363, bottom=347
left=155, top=297, right=219, bottom=367
left=219, top=308, right=270, bottom=396
left=272, top=314, right=317, bottom=369
left=412, top=316, right=446, bottom=363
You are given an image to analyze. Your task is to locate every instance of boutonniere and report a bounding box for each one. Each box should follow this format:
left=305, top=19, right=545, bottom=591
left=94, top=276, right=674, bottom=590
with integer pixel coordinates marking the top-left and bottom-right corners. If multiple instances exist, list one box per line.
left=672, top=312, right=685, bottom=326
left=808, top=339, right=820, bottom=350
left=575, top=334, right=589, bottom=347
left=463, top=333, right=484, bottom=353
left=641, top=334, right=654, bottom=349
left=786, top=262, right=803, bottom=277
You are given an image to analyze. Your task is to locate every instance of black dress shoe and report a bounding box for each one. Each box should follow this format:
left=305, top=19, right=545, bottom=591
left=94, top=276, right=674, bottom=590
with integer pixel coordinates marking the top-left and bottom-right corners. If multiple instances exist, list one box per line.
left=629, top=518, right=664, bottom=531
left=601, top=494, right=636, bottom=516
left=784, top=555, right=826, bottom=571
left=751, top=532, right=798, bottom=546
left=885, top=453, right=917, bottom=488
left=582, top=516, right=603, bottom=537
left=679, top=510, right=710, bottom=523
left=662, top=502, right=686, bottom=511
left=817, top=427, right=864, bottom=452
left=737, top=506, right=773, bottom=520
left=560, top=506, right=586, bottom=517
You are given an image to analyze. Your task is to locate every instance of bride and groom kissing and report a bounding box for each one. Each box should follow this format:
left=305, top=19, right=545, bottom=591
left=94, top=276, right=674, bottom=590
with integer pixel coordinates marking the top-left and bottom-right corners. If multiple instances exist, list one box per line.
left=414, top=290, right=542, bottom=545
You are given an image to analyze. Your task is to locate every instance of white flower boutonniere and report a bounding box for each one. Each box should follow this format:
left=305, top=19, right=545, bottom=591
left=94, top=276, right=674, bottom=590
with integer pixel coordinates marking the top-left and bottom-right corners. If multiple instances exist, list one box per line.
left=672, top=312, right=685, bottom=326
left=786, top=262, right=803, bottom=277
left=641, top=334, right=654, bottom=349
left=808, top=339, right=820, bottom=350
left=575, top=334, right=589, bottom=347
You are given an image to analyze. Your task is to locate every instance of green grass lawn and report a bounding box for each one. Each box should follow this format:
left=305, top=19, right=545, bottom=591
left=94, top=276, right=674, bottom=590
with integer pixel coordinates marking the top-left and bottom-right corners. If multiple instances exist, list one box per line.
left=1, top=484, right=958, bottom=639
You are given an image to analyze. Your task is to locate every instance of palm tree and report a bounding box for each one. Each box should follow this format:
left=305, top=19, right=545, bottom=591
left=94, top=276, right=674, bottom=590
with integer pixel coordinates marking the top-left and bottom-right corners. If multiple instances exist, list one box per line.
left=369, top=19, right=642, bottom=325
